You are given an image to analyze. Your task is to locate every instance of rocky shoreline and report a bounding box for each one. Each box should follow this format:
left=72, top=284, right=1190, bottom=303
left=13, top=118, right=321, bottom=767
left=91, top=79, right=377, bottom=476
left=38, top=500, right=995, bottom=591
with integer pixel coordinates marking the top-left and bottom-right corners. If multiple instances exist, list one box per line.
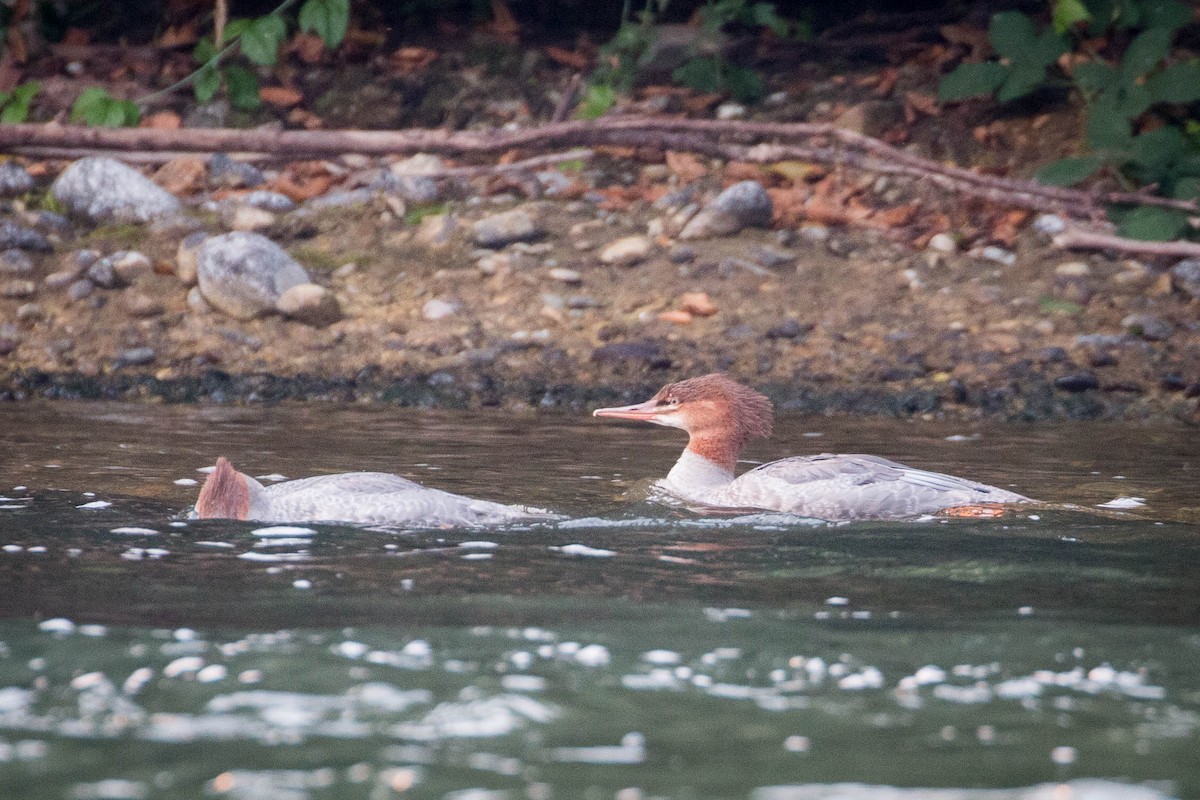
left=2, top=150, right=1200, bottom=423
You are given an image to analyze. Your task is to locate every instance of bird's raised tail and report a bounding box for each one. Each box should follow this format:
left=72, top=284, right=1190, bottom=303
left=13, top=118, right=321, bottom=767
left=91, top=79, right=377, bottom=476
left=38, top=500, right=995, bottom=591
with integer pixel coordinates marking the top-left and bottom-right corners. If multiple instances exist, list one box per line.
left=195, top=457, right=252, bottom=520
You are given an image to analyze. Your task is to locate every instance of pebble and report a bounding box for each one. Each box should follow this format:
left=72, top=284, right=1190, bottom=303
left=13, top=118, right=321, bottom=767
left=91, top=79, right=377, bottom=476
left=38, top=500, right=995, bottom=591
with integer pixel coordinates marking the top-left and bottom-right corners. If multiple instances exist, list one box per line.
left=276, top=283, right=341, bottom=326
left=16, top=302, right=42, bottom=321
left=0, top=249, right=34, bottom=275
left=658, top=309, right=693, bottom=325
left=175, top=232, right=206, bottom=285
left=115, top=347, right=156, bottom=367
left=668, top=244, right=696, bottom=264
left=67, top=279, right=94, bottom=302
left=0, top=221, right=51, bottom=252
left=152, top=156, right=207, bottom=195
left=1055, top=372, right=1099, bottom=392
left=390, top=153, right=445, bottom=175
left=473, top=208, right=542, bottom=247
left=0, top=335, right=17, bottom=355
left=716, top=102, right=747, bottom=120
left=548, top=267, right=582, bottom=284
left=0, top=280, right=35, bottom=298
left=1170, top=258, right=1200, bottom=301
left=124, top=292, right=164, bottom=318
left=679, top=181, right=773, bottom=240
left=196, top=232, right=312, bottom=320
left=798, top=223, right=830, bottom=242
left=599, top=235, right=652, bottom=266
left=422, top=298, right=461, bottom=320
left=568, top=295, right=599, bottom=309
left=208, top=153, right=265, bottom=189
left=977, top=245, right=1016, bottom=266
left=1054, top=261, right=1091, bottom=277
left=766, top=319, right=811, bottom=339
left=477, top=253, right=510, bottom=275
left=375, top=172, right=440, bottom=203
left=110, top=251, right=152, bottom=284
left=1034, top=214, right=1066, bottom=235
left=51, top=157, right=182, bottom=223
left=303, top=188, right=375, bottom=211
left=927, top=233, right=957, bottom=253
left=415, top=214, right=459, bottom=247
left=748, top=245, right=796, bottom=269
left=1121, top=313, right=1172, bottom=341
left=0, top=161, right=34, bottom=197
left=223, top=205, right=276, bottom=232
left=85, top=259, right=118, bottom=289
left=239, top=190, right=296, bottom=212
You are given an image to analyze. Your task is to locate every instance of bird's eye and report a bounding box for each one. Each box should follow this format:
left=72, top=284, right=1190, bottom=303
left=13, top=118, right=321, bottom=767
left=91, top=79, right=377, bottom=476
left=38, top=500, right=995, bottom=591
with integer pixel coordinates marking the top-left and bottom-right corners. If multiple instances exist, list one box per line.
left=664, top=395, right=679, bottom=407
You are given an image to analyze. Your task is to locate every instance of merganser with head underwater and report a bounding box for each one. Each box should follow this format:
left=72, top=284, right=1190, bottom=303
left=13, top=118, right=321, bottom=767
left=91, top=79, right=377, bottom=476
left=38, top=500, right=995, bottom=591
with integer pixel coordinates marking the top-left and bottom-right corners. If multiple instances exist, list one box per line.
left=194, top=457, right=553, bottom=527
left=593, top=374, right=1029, bottom=521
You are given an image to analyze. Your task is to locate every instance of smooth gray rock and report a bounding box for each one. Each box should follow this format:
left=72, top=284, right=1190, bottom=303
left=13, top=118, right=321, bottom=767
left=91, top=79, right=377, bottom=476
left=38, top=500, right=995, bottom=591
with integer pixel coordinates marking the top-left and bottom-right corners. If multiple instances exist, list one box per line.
left=374, top=172, right=440, bottom=203
left=679, top=181, right=773, bottom=239
left=196, top=232, right=311, bottom=320
left=209, top=153, right=265, bottom=189
left=1122, top=313, right=1172, bottom=341
left=1171, top=258, right=1200, bottom=301
left=0, top=161, right=34, bottom=197
left=473, top=208, right=542, bottom=247
left=51, top=157, right=181, bottom=223
left=239, top=191, right=296, bottom=212
left=0, top=221, right=51, bottom=251
left=0, top=249, right=34, bottom=275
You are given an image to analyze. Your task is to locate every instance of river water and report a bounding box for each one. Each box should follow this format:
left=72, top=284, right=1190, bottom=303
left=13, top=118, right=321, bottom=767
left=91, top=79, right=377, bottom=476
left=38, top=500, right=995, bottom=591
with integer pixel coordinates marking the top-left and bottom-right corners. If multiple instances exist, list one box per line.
left=0, top=402, right=1197, bottom=800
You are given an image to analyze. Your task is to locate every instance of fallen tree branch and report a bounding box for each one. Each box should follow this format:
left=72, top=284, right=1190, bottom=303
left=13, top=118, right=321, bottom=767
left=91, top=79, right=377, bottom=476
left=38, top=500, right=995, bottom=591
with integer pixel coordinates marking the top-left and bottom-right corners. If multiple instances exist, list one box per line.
left=1053, top=229, right=1200, bottom=258
left=3, top=118, right=1198, bottom=220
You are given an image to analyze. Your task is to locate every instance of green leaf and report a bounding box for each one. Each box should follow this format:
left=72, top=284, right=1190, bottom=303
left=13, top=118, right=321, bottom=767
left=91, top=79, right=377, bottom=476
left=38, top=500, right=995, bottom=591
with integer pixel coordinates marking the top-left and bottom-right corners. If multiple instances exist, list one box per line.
left=1116, top=83, right=1153, bottom=119
left=1083, top=0, right=1115, bottom=35
left=1033, top=28, right=1069, bottom=66
left=1036, top=155, right=1105, bottom=185
left=673, top=57, right=723, bottom=94
left=989, top=12, right=1039, bottom=61
left=223, top=18, right=251, bottom=40
left=1072, top=61, right=1118, bottom=93
left=1115, top=206, right=1188, bottom=240
left=1121, top=27, right=1173, bottom=80
left=11, top=82, right=39, bottom=104
left=1141, top=0, right=1191, bottom=31
left=724, top=65, right=764, bottom=103
left=194, top=65, right=221, bottom=102
left=937, top=61, right=1007, bottom=101
left=299, top=0, right=349, bottom=48
left=1170, top=176, right=1200, bottom=199
left=0, top=102, right=28, bottom=123
left=1146, top=62, right=1200, bottom=103
left=1129, top=126, right=1186, bottom=176
left=1086, top=99, right=1133, bottom=150
left=70, top=87, right=111, bottom=124
left=996, top=62, right=1046, bottom=102
left=193, top=64, right=222, bottom=101
left=193, top=37, right=218, bottom=65
left=576, top=83, right=616, bottom=120
left=1053, top=0, right=1092, bottom=33
left=241, top=15, right=286, bottom=66
left=225, top=65, right=261, bottom=110
left=750, top=2, right=788, bottom=36
left=0, top=82, right=39, bottom=122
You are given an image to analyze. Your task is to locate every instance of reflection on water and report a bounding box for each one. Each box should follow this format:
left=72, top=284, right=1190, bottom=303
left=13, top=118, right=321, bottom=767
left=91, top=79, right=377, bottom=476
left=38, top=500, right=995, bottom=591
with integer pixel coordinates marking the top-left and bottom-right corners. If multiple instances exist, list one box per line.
left=0, top=402, right=1198, bottom=799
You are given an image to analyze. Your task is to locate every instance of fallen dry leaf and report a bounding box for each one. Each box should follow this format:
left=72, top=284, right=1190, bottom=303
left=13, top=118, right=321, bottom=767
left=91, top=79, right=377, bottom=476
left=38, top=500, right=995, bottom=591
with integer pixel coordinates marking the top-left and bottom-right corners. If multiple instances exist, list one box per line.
left=260, top=85, right=303, bottom=107
left=681, top=92, right=722, bottom=114
left=289, top=32, right=326, bottom=64
left=544, top=45, right=590, bottom=70
left=389, top=46, right=438, bottom=72
left=269, top=161, right=336, bottom=201
left=904, top=92, right=940, bottom=118
left=287, top=107, right=324, bottom=129
left=665, top=150, right=706, bottom=183
left=140, top=111, right=182, bottom=129
left=872, top=204, right=918, bottom=229
left=990, top=209, right=1032, bottom=245
left=679, top=291, right=718, bottom=317
left=156, top=23, right=198, bottom=48
left=152, top=157, right=206, bottom=195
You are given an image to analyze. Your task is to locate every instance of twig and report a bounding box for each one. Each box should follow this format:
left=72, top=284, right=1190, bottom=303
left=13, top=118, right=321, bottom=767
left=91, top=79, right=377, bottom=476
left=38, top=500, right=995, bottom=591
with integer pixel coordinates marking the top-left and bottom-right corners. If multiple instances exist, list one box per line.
left=7, top=147, right=272, bottom=163
left=3, top=118, right=1198, bottom=221
left=551, top=74, right=583, bottom=124
left=1053, top=229, right=1200, bottom=258
left=436, top=147, right=594, bottom=177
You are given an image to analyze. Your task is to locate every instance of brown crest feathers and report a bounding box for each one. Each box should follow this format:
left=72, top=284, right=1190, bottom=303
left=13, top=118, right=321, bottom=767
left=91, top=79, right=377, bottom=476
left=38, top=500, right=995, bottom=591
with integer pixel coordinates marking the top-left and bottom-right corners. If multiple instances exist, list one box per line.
left=665, top=373, right=773, bottom=442
left=195, top=457, right=251, bottom=520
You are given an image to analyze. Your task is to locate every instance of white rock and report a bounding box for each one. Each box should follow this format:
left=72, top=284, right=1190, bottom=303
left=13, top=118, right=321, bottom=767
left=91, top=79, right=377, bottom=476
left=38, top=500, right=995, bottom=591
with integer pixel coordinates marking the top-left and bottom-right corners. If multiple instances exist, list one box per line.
left=51, top=157, right=182, bottom=223
left=599, top=235, right=653, bottom=266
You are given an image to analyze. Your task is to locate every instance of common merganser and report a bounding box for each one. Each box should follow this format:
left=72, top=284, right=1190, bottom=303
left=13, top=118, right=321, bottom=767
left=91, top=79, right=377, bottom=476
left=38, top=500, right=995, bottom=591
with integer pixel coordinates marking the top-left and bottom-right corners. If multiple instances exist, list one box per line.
left=193, top=457, right=552, bottom=527
left=593, top=374, right=1029, bottom=521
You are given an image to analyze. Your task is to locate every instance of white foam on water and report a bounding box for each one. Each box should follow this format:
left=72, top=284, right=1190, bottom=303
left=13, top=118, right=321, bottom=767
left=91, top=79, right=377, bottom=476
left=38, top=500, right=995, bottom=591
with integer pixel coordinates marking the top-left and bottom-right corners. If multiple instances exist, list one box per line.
left=642, top=649, right=681, bottom=665
left=1097, top=496, right=1147, bottom=509
left=173, top=478, right=198, bottom=486
left=255, top=474, right=290, bottom=482
left=66, top=779, right=148, bottom=800
left=195, top=541, right=235, bottom=548
left=251, top=525, right=317, bottom=537
left=462, top=553, right=493, bottom=560
left=459, top=541, right=499, bottom=549
left=825, top=596, right=850, bottom=606
left=553, top=544, right=616, bottom=557
left=751, top=780, right=1177, bottom=800
left=163, top=656, right=204, bottom=678
left=549, top=732, right=646, bottom=764
left=109, top=527, right=159, bottom=536
left=0, top=504, right=29, bottom=510
left=500, top=675, right=547, bottom=692
left=2, top=545, right=22, bottom=552
left=392, top=693, right=557, bottom=740
left=76, top=501, right=112, bottom=509
left=254, top=538, right=313, bottom=548
left=38, top=618, right=75, bottom=634
left=237, top=551, right=310, bottom=562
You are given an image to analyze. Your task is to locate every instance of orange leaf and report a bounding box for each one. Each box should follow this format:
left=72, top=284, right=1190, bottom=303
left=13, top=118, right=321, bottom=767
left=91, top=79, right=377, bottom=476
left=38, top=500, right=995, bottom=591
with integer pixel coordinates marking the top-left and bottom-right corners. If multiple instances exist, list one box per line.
left=270, top=173, right=335, bottom=202
left=289, top=32, right=326, bottom=64
left=544, top=45, right=590, bottom=70
left=286, top=108, right=324, bottom=129
left=155, top=23, right=198, bottom=49
left=872, top=204, right=917, bottom=229
left=665, top=150, right=706, bottom=183
left=260, top=86, right=303, bottom=107
left=152, top=157, right=206, bottom=196
left=140, top=111, right=182, bottom=130
left=389, top=46, right=438, bottom=72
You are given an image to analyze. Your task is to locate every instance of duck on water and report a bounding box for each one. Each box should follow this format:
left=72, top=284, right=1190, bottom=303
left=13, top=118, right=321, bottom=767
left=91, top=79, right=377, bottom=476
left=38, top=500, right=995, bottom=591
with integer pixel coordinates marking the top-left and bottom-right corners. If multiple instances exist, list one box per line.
left=193, top=457, right=552, bottom=527
left=593, top=373, right=1030, bottom=521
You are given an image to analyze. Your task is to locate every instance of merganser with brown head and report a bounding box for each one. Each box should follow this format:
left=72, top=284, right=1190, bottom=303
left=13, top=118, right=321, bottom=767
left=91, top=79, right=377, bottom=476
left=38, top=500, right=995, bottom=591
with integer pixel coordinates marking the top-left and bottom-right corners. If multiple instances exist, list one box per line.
left=194, top=457, right=552, bottom=527
left=593, top=374, right=1029, bottom=521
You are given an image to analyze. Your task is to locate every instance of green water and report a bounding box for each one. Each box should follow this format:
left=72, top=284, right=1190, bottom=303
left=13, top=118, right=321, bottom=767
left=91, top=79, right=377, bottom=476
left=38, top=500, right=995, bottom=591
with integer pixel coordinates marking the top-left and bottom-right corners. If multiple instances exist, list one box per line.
left=0, top=402, right=1197, bottom=799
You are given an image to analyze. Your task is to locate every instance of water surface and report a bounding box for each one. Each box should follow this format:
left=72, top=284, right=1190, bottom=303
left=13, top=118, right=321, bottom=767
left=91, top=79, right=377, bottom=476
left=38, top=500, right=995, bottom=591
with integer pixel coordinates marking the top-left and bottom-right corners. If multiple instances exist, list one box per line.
left=0, top=402, right=1197, bottom=799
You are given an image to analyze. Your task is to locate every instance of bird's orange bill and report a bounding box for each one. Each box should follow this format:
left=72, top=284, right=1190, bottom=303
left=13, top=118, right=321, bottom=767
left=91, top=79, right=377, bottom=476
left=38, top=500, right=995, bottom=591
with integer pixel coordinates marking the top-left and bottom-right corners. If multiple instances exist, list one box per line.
left=593, top=400, right=660, bottom=420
